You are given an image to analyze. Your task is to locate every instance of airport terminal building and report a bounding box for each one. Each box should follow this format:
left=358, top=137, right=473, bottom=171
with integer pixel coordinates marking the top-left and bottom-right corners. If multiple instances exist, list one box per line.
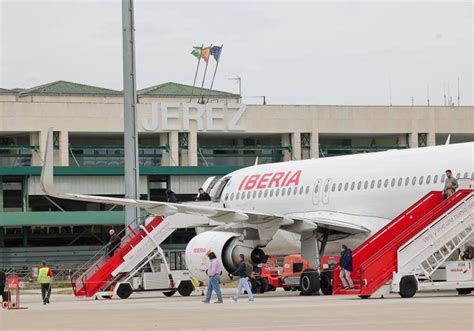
left=1, top=80, right=473, bottom=270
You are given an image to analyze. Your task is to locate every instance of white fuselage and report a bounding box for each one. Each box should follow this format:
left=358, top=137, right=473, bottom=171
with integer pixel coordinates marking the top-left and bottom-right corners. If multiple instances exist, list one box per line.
left=207, top=143, right=473, bottom=255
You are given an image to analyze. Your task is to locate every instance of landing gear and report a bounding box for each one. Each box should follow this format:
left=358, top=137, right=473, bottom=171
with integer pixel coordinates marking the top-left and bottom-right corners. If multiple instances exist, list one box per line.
left=320, top=271, right=333, bottom=295
left=300, top=269, right=320, bottom=295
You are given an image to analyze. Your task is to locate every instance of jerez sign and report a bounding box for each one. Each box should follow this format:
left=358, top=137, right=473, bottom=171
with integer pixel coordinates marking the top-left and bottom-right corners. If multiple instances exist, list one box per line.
left=142, top=102, right=247, bottom=132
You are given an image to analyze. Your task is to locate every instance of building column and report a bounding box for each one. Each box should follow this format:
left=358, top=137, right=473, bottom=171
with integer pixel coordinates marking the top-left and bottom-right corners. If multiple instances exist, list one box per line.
left=310, top=131, right=319, bottom=159
left=188, top=129, right=198, bottom=166
left=30, top=131, right=41, bottom=166
left=282, top=134, right=291, bottom=161
left=169, top=131, right=179, bottom=166
left=0, top=176, right=3, bottom=212
left=408, top=132, right=418, bottom=148
left=160, top=133, right=170, bottom=166
left=59, top=131, right=69, bottom=166
left=427, top=132, right=436, bottom=146
left=291, top=132, right=301, bottom=160
left=398, top=134, right=408, bottom=147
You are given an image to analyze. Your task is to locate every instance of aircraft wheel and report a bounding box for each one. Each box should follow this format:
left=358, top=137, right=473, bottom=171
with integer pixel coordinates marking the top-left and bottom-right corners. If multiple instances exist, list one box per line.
left=178, top=281, right=194, bottom=297
left=283, top=286, right=291, bottom=291
left=399, top=276, right=417, bottom=298
left=358, top=295, right=370, bottom=299
left=249, top=278, right=261, bottom=294
left=320, top=272, right=333, bottom=295
left=300, top=269, right=320, bottom=295
left=260, top=278, right=269, bottom=294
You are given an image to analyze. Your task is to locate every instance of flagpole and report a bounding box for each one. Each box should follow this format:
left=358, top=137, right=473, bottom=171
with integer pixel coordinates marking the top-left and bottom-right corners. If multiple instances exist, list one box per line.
left=189, top=44, right=203, bottom=102
left=199, top=44, right=212, bottom=103
left=206, top=44, right=224, bottom=103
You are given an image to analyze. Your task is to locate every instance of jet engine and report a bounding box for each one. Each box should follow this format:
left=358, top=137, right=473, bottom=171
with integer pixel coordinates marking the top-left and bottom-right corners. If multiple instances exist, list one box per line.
left=184, top=231, right=255, bottom=283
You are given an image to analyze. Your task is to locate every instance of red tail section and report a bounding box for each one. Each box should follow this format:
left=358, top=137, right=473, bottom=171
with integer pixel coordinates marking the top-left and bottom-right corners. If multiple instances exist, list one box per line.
left=73, top=216, right=164, bottom=297
left=333, top=190, right=471, bottom=296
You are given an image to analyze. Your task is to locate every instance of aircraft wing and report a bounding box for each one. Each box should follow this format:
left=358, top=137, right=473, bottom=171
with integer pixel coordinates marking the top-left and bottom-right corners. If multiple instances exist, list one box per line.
left=41, top=129, right=368, bottom=235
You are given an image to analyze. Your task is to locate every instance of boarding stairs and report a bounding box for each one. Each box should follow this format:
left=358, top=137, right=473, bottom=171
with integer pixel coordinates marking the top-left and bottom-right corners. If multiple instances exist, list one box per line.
left=333, top=187, right=473, bottom=298
left=72, top=215, right=176, bottom=297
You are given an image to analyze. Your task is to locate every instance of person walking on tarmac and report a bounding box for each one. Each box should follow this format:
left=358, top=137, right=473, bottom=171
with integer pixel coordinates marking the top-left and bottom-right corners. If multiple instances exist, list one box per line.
left=37, top=261, right=53, bottom=305
left=229, top=254, right=254, bottom=302
left=202, top=252, right=223, bottom=304
left=339, top=245, right=354, bottom=289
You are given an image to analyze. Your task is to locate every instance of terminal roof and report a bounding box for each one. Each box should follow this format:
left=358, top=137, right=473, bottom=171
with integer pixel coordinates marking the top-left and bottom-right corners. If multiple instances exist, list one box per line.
left=138, top=82, right=240, bottom=98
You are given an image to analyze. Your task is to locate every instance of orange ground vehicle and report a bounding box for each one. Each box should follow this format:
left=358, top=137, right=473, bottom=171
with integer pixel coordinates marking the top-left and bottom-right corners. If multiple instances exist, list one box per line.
left=252, top=255, right=339, bottom=295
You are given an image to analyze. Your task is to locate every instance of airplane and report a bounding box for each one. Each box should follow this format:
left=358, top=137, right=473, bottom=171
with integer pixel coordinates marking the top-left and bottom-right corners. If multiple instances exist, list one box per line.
left=40, top=128, right=474, bottom=295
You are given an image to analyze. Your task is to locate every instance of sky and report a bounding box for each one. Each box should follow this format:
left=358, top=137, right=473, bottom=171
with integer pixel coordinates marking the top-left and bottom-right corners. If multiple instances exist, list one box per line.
left=0, top=0, right=472, bottom=105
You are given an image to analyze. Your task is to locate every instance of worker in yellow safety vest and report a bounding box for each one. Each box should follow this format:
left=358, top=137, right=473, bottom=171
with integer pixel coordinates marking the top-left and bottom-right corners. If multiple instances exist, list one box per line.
left=37, top=261, right=53, bottom=305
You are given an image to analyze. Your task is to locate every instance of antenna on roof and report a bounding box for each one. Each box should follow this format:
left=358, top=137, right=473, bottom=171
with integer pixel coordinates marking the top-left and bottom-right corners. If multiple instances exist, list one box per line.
left=445, top=134, right=451, bottom=145
left=443, top=81, right=447, bottom=106
left=457, top=77, right=460, bottom=106
left=426, top=84, right=430, bottom=106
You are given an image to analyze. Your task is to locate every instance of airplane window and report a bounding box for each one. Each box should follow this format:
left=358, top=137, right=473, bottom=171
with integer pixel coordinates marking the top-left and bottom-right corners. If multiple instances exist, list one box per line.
left=418, top=176, right=424, bottom=185
left=314, top=184, right=319, bottom=193
left=370, top=180, right=375, bottom=189
left=412, top=177, right=416, bottom=185
left=398, top=178, right=402, bottom=187
left=426, top=175, right=431, bottom=184
left=377, top=179, right=382, bottom=188
left=258, top=190, right=263, bottom=198
left=338, top=183, right=343, bottom=191
left=357, top=181, right=362, bottom=190
left=242, top=192, right=246, bottom=200
left=264, top=190, right=268, bottom=198
left=456, top=173, right=460, bottom=179
left=281, top=188, right=286, bottom=197
left=247, top=191, right=251, bottom=199
left=331, top=183, right=336, bottom=192
left=471, top=173, right=474, bottom=180
left=391, top=178, right=395, bottom=187
left=253, top=191, right=257, bottom=199
left=464, top=172, right=468, bottom=178
left=225, top=193, right=229, bottom=201
left=276, top=188, right=280, bottom=197
left=433, top=174, right=438, bottom=184
left=441, top=174, right=446, bottom=182
left=324, top=183, right=329, bottom=193
left=236, top=192, right=240, bottom=200
left=293, top=187, right=298, bottom=195
left=344, top=183, right=348, bottom=191
left=405, top=177, right=410, bottom=186
left=230, top=193, right=234, bottom=201
left=269, top=189, right=274, bottom=197
left=384, top=179, right=389, bottom=188
left=351, top=182, right=355, bottom=190
left=300, top=186, right=304, bottom=195
left=306, top=186, right=310, bottom=194
left=364, top=181, right=368, bottom=189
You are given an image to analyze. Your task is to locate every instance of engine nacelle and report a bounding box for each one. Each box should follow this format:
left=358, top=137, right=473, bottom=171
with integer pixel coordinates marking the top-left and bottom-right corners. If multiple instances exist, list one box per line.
left=185, top=231, right=254, bottom=283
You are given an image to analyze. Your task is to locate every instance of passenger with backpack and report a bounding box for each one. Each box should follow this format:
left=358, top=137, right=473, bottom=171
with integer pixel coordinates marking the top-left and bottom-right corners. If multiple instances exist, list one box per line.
left=229, top=254, right=254, bottom=302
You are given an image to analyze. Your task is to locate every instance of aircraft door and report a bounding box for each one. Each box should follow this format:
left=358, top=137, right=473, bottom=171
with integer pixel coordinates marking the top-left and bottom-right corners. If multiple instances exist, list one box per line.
left=322, top=178, right=332, bottom=205
left=312, top=178, right=322, bottom=205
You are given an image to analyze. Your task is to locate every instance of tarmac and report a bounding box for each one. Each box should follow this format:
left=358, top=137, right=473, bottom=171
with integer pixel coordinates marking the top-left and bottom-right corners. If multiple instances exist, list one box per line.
left=0, top=288, right=472, bottom=330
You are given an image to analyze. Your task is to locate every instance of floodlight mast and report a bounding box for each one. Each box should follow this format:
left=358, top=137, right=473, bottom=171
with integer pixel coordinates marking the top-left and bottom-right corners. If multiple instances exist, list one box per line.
left=122, top=0, right=140, bottom=231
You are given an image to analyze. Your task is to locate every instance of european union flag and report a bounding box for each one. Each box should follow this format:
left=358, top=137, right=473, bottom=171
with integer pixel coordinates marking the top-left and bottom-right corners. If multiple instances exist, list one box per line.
left=210, top=46, right=222, bottom=62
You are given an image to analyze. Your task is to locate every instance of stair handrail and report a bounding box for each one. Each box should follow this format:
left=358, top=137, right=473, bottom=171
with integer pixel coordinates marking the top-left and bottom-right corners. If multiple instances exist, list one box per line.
left=397, top=192, right=473, bottom=273
left=359, top=190, right=470, bottom=271
left=356, top=190, right=471, bottom=292
left=71, top=214, right=149, bottom=289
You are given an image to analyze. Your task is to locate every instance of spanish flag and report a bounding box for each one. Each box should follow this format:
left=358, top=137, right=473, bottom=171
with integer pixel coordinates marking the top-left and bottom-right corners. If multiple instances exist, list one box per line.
left=201, top=46, right=211, bottom=63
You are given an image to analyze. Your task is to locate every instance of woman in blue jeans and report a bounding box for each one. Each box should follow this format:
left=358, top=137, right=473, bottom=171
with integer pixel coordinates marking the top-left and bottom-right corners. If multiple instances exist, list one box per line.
left=202, top=252, right=223, bottom=303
